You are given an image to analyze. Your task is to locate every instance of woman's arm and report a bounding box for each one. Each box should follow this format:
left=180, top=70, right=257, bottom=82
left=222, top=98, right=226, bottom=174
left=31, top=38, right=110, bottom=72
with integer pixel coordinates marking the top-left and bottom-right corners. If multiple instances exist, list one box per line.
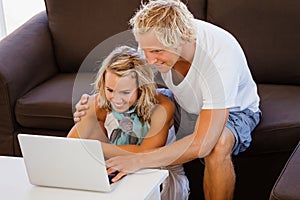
left=67, top=94, right=109, bottom=142
left=102, top=94, right=175, bottom=157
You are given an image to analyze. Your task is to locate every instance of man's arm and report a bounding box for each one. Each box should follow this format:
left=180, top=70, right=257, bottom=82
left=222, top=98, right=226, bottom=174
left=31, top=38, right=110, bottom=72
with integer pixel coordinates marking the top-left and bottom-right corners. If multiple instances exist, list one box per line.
left=139, top=108, right=228, bottom=165
left=106, top=109, right=229, bottom=171
left=73, top=94, right=90, bottom=123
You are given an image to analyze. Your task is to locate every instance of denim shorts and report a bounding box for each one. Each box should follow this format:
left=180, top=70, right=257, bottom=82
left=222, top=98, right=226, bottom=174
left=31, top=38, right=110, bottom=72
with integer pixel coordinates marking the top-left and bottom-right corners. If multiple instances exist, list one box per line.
left=226, top=109, right=261, bottom=155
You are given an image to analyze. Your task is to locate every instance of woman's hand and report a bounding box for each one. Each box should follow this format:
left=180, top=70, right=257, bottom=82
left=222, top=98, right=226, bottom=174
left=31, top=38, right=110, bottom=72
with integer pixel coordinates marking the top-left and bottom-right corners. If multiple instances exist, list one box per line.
left=74, top=94, right=91, bottom=122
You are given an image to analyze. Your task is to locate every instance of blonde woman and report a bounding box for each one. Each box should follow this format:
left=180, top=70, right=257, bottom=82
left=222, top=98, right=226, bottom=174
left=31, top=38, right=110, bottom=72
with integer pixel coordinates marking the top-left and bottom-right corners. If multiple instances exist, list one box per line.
left=68, top=46, right=189, bottom=200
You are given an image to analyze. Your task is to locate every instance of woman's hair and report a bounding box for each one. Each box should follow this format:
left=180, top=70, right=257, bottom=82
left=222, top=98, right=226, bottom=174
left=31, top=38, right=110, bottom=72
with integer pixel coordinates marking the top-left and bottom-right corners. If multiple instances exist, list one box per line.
left=93, top=46, right=158, bottom=123
left=129, top=0, right=196, bottom=48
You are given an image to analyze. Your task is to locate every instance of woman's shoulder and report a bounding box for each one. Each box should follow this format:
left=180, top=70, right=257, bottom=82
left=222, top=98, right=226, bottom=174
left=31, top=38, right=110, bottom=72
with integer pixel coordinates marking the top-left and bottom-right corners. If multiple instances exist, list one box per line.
left=149, top=91, right=175, bottom=128
left=156, top=88, right=174, bottom=103
left=155, top=92, right=175, bottom=115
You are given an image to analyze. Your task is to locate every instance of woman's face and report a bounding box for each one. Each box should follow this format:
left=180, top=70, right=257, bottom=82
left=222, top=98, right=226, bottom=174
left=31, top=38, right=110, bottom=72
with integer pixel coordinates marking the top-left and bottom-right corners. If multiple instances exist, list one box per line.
left=104, top=70, right=139, bottom=113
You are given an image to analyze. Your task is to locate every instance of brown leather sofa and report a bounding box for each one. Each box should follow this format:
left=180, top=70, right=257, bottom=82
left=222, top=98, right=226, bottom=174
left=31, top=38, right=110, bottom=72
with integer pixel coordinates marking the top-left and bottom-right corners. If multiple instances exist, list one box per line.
left=0, top=0, right=299, bottom=199
left=269, top=141, right=300, bottom=200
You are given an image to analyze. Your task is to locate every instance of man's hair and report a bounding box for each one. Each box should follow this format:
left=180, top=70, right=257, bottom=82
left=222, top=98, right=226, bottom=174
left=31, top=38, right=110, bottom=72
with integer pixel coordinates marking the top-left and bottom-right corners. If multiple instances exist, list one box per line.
left=93, top=46, right=158, bottom=123
left=130, top=0, right=196, bottom=48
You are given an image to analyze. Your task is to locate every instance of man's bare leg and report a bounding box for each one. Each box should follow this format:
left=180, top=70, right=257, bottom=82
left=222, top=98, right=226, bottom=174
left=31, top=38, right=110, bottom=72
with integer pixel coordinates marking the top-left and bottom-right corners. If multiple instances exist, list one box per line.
left=203, top=127, right=236, bottom=200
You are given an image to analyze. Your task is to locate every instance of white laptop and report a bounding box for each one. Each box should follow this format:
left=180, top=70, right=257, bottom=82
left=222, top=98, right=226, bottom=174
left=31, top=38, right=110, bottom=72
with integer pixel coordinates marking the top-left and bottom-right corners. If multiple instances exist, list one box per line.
left=18, top=133, right=118, bottom=192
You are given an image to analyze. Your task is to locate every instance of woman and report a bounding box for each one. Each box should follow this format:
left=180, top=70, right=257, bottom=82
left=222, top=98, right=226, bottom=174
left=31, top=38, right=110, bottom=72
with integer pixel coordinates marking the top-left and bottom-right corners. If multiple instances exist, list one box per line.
left=67, top=46, right=189, bottom=200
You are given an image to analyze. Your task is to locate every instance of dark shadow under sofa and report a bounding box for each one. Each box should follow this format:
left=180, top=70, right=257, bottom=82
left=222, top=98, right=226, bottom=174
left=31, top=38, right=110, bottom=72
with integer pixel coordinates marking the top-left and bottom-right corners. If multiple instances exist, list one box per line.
left=0, top=0, right=300, bottom=199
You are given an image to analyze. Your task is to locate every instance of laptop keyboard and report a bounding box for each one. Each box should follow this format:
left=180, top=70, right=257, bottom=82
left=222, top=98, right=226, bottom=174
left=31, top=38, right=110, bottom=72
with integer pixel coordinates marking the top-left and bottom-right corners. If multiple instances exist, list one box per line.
left=108, top=173, right=118, bottom=184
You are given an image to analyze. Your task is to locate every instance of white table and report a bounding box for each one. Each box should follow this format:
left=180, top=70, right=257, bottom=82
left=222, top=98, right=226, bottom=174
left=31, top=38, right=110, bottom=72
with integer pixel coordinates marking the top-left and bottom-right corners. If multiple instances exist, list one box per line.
left=0, top=156, right=168, bottom=200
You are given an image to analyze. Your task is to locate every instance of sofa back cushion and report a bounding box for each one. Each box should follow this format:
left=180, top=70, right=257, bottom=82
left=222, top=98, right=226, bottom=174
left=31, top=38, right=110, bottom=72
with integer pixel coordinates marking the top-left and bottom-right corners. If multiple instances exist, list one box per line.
left=45, top=0, right=142, bottom=72
left=185, top=0, right=207, bottom=20
left=206, top=0, right=300, bottom=85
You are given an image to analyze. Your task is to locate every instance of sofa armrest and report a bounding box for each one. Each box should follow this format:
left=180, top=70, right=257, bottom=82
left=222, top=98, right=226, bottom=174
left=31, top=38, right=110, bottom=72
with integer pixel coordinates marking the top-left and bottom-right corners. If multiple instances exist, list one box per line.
left=0, top=11, right=58, bottom=102
left=0, top=11, right=58, bottom=154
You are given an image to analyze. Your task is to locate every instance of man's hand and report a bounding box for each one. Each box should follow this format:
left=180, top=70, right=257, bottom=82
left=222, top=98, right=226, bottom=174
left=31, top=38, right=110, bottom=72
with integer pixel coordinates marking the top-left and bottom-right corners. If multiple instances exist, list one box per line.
left=107, top=168, right=128, bottom=183
left=106, top=154, right=144, bottom=182
left=74, top=94, right=91, bottom=122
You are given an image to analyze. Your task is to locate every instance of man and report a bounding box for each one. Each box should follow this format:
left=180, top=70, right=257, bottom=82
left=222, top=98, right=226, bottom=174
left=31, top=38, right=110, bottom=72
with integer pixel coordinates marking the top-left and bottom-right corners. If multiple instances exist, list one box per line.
left=74, top=0, right=261, bottom=199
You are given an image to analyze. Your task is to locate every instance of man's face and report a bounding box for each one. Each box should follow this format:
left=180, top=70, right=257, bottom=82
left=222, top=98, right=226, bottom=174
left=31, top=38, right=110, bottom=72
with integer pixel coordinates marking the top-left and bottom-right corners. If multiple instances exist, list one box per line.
left=137, top=31, right=181, bottom=73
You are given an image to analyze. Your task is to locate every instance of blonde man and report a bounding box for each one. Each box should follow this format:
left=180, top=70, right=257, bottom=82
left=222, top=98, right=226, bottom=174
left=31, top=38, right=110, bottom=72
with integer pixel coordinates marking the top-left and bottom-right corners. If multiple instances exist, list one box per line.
left=75, top=1, right=261, bottom=199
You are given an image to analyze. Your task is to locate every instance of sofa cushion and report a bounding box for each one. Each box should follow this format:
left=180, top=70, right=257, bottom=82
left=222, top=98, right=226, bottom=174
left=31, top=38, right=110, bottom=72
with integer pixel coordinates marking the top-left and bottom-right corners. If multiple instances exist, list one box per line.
left=44, top=0, right=142, bottom=73
left=244, top=84, right=300, bottom=155
left=15, top=73, right=94, bottom=131
left=185, top=0, right=207, bottom=20
left=206, top=0, right=300, bottom=85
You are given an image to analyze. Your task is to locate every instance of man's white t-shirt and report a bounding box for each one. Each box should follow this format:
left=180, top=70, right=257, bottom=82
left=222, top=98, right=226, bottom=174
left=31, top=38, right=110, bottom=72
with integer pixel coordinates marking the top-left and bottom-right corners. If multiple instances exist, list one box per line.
left=161, top=19, right=260, bottom=114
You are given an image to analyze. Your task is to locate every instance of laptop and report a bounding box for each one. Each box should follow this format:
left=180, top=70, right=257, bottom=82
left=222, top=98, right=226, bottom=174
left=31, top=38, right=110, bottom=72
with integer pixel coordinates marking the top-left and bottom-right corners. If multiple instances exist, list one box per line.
left=18, top=133, right=118, bottom=192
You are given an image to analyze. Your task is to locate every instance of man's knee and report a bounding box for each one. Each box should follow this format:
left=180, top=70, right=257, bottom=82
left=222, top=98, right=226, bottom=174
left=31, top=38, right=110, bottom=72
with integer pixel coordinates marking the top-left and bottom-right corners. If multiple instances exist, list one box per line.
left=205, top=128, right=235, bottom=163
